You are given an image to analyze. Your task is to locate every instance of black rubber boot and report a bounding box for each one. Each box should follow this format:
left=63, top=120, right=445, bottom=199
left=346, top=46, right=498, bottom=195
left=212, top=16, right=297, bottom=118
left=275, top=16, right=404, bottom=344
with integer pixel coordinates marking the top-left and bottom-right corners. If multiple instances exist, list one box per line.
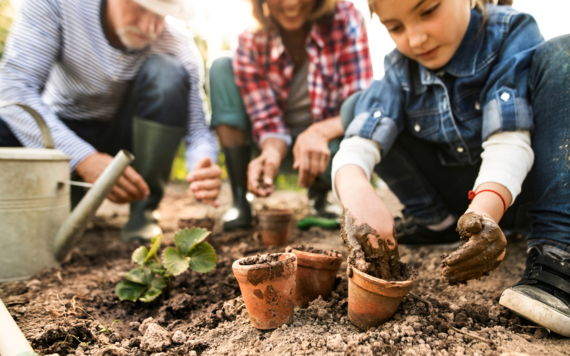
left=120, top=117, right=185, bottom=242
left=222, top=145, right=254, bottom=231
left=308, top=177, right=341, bottom=220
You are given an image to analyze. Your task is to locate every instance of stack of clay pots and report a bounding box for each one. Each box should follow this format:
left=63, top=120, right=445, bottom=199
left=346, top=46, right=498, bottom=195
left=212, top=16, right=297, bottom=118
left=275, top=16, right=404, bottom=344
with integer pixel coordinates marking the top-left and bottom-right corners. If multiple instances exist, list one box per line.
left=232, top=245, right=344, bottom=329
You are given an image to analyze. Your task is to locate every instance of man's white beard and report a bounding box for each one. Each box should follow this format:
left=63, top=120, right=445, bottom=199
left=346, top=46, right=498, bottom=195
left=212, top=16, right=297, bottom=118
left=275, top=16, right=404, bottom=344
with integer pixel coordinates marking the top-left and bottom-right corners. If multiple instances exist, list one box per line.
left=116, top=26, right=157, bottom=50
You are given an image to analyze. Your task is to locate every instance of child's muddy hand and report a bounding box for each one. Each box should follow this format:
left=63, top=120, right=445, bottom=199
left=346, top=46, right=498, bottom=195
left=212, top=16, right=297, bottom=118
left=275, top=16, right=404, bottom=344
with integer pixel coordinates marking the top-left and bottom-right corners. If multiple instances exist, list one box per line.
left=441, top=212, right=507, bottom=285
left=341, top=209, right=401, bottom=280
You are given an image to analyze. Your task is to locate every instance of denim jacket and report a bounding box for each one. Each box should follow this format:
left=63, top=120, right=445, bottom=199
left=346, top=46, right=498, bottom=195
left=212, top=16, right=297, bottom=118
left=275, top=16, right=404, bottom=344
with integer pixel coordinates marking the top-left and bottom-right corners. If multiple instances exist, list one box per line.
left=345, top=6, right=544, bottom=166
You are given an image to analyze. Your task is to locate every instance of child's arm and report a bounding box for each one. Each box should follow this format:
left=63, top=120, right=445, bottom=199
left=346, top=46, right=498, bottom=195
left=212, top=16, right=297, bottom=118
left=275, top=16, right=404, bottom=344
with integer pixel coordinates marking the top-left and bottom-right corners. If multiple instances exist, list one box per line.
left=333, top=137, right=400, bottom=277
left=442, top=130, right=533, bottom=284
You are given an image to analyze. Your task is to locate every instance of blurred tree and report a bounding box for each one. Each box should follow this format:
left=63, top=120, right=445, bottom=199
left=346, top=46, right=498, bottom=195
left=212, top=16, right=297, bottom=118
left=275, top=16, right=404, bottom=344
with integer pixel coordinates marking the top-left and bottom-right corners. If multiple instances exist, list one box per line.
left=0, top=0, right=14, bottom=58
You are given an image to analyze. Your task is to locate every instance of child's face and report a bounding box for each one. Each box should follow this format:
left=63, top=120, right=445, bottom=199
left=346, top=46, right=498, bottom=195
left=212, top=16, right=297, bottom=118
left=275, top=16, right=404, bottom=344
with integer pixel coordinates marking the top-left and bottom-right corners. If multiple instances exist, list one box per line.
left=372, top=0, right=471, bottom=70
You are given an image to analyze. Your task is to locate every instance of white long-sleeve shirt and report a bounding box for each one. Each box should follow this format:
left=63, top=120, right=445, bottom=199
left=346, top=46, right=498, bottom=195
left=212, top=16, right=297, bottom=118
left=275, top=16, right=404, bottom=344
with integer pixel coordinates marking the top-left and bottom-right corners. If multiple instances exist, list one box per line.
left=0, top=0, right=218, bottom=171
left=332, top=131, right=534, bottom=205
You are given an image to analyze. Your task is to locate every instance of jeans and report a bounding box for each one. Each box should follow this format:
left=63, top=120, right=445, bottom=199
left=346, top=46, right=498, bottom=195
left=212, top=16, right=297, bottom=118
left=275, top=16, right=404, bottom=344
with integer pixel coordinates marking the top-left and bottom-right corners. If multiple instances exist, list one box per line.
left=369, top=35, right=570, bottom=252
left=209, top=56, right=350, bottom=188
left=0, top=54, right=189, bottom=155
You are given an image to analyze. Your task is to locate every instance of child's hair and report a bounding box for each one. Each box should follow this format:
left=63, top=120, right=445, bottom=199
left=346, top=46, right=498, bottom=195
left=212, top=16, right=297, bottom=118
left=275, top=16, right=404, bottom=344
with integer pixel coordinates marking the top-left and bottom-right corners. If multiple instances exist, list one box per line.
left=249, top=0, right=338, bottom=32
left=368, top=0, right=513, bottom=18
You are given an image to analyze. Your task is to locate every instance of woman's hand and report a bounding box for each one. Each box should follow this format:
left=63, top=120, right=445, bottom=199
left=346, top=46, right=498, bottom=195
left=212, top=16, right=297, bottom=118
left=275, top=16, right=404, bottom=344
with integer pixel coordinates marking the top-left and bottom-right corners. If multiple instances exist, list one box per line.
left=247, top=138, right=287, bottom=197
left=75, top=152, right=149, bottom=204
left=293, top=117, right=344, bottom=188
left=441, top=212, right=507, bottom=285
left=187, top=156, right=222, bottom=207
left=337, top=165, right=401, bottom=280
left=293, top=127, right=331, bottom=188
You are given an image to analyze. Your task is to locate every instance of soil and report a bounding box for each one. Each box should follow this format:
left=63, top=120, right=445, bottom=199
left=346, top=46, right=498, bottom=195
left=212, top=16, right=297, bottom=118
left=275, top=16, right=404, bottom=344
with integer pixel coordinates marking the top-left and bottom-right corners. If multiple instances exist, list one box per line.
left=285, top=245, right=342, bottom=258
left=341, top=210, right=404, bottom=281
left=1, top=183, right=569, bottom=356
left=238, top=253, right=282, bottom=266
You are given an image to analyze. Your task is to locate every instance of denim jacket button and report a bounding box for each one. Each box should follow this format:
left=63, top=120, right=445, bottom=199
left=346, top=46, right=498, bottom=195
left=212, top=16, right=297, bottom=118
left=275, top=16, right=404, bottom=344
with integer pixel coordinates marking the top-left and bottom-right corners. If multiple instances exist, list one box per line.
left=456, top=146, right=464, bottom=153
left=474, top=101, right=481, bottom=111
left=414, top=123, right=421, bottom=132
left=501, top=92, right=511, bottom=102
left=373, top=110, right=382, bottom=118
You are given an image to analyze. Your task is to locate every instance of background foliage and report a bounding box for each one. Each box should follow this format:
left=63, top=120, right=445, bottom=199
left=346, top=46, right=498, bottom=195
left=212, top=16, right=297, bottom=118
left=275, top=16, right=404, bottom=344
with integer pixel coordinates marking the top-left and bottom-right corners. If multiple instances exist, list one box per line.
left=0, top=0, right=13, bottom=57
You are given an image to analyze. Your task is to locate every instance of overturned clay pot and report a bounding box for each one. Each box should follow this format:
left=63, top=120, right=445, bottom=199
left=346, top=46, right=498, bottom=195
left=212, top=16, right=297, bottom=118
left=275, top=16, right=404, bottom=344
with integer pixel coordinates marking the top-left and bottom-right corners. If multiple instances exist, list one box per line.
left=286, top=246, right=343, bottom=308
left=178, top=218, right=215, bottom=242
left=257, top=209, right=293, bottom=246
left=232, top=253, right=297, bottom=329
left=347, top=263, right=415, bottom=330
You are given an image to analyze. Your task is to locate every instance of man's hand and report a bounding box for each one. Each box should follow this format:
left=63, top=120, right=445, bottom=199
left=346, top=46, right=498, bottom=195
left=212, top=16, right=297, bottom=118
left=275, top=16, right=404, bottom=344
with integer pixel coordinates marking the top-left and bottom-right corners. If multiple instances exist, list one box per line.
left=75, top=152, right=149, bottom=204
left=247, top=138, right=287, bottom=197
left=441, top=212, right=507, bottom=285
left=293, top=127, right=331, bottom=188
left=187, top=157, right=222, bottom=207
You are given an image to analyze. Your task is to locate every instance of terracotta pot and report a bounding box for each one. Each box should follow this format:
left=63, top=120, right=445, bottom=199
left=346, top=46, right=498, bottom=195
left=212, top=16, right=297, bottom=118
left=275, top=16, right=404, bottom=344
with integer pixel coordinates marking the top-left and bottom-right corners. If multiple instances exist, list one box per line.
left=257, top=210, right=293, bottom=246
left=347, top=265, right=415, bottom=330
left=178, top=218, right=215, bottom=242
left=232, top=253, right=297, bottom=329
left=288, top=247, right=343, bottom=308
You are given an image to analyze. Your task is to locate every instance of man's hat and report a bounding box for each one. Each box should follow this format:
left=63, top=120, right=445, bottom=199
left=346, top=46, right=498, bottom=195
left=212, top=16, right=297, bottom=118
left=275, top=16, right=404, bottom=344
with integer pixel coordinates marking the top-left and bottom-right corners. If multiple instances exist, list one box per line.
left=132, top=0, right=194, bottom=21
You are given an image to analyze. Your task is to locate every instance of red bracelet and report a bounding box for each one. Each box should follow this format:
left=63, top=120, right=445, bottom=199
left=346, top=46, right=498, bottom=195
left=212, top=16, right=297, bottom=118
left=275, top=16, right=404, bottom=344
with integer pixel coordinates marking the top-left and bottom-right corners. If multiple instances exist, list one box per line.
left=468, top=190, right=507, bottom=215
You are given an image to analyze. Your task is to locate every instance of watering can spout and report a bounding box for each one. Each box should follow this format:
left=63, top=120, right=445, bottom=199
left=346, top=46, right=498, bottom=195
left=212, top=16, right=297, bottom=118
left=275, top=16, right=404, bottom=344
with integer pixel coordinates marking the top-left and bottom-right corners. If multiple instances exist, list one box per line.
left=54, top=150, right=135, bottom=261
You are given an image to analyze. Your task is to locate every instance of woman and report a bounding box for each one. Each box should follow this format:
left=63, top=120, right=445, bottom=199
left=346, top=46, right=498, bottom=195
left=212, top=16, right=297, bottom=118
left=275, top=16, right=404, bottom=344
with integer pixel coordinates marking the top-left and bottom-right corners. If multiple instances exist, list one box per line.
left=209, top=0, right=373, bottom=230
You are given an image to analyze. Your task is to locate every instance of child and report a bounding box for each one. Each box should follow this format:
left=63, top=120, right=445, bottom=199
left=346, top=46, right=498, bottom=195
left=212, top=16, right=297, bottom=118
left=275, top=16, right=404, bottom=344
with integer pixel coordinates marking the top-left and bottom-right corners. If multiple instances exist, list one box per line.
left=332, top=0, right=570, bottom=336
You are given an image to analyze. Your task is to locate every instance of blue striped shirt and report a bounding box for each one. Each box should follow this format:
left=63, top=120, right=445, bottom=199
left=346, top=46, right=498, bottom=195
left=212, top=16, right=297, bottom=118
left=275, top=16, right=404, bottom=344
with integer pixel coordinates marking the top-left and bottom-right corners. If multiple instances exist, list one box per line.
left=0, top=0, right=218, bottom=171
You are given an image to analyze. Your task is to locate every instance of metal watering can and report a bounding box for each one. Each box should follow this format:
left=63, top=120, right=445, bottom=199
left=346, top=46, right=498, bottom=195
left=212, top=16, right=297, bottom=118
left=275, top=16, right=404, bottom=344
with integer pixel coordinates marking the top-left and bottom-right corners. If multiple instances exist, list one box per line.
left=0, top=102, right=134, bottom=282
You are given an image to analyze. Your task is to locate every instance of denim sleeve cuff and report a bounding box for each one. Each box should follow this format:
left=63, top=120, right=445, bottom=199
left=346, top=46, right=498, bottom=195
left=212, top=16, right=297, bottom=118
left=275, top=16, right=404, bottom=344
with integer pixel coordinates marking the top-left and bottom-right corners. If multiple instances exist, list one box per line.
left=259, top=132, right=292, bottom=147
left=345, top=110, right=398, bottom=156
left=482, top=88, right=533, bottom=141
left=331, top=136, right=381, bottom=202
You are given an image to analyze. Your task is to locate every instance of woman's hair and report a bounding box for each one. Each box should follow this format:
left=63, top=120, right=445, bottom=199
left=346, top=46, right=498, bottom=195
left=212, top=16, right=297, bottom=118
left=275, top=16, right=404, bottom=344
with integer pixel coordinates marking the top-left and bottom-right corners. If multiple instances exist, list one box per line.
left=250, top=0, right=339, bottom=31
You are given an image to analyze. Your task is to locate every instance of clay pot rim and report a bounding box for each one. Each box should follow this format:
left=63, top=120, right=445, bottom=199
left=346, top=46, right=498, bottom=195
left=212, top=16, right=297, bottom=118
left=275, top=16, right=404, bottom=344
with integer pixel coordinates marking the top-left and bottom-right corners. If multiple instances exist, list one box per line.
left=288, top=248, right=343, bottom=270
left=349, top=265, right=415, bottom=296
left=232, top=252, right=297, bottom=271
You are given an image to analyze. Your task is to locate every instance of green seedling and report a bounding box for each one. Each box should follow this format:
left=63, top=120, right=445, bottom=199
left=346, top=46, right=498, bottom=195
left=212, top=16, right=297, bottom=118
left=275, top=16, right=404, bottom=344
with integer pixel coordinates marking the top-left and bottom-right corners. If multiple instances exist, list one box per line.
left=116, top=228, right=217, bottom=302
left=96, top=319, right=119, bottom=334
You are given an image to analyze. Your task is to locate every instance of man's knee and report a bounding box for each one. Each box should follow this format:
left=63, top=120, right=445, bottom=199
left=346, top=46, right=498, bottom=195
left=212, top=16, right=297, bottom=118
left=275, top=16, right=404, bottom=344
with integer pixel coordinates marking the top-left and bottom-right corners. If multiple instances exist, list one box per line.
left=137, top=54, right=190, bottom=97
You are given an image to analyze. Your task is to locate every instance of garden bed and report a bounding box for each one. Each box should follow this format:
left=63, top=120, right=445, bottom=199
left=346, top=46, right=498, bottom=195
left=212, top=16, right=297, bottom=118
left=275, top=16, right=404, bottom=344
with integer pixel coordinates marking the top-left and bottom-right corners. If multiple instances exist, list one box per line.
left=1, top=183, right=568, bottom=355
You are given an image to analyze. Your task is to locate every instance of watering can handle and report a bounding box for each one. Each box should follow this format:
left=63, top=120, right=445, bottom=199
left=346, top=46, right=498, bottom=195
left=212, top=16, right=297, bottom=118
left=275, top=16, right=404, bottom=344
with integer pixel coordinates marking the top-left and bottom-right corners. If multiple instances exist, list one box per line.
left=0, top=101, right=55, bottom=149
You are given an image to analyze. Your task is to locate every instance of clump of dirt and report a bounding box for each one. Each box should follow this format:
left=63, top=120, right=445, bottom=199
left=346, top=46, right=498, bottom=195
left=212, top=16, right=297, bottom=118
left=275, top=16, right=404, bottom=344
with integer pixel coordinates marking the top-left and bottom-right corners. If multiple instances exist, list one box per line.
left=285, top=245, right=342, bottom=258
left=341, top=209, right=407, bottom=281
left=178, top=217, right=215, bottom=230
left=238, top=253, right=281, bottom=266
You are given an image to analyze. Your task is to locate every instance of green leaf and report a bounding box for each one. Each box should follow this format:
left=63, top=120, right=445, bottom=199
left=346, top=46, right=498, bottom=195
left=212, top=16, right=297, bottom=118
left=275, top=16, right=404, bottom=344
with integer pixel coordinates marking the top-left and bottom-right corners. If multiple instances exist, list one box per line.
left=188, top=242, right=218, bottom=273
left=139, top=287, right=162, bottom=302
left=132, top=246, right=149, bottom=266
left=123, top=268, right=154, bottom=285
left=116, top=280, right=146, bottom=301
left=148, top=261, right=168, bottom=277
left=174, top=228, right=210, bottom=256
left=162, top=247, right=190, bottom=276
left=145, top=235, right=163, bottom=262
left=151, top=277, right=167, bottom=289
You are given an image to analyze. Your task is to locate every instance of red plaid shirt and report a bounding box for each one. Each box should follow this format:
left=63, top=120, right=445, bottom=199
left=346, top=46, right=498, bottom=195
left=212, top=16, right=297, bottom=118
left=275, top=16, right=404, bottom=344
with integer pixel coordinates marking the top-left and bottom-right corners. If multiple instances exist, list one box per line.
left=233, top=1, right=373, bottom=145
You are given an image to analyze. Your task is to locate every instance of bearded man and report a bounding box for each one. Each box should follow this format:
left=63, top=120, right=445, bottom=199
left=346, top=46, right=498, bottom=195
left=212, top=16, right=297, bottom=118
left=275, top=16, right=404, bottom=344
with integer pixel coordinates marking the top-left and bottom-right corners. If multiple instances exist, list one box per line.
left=0, top=0, right=222, bottom=241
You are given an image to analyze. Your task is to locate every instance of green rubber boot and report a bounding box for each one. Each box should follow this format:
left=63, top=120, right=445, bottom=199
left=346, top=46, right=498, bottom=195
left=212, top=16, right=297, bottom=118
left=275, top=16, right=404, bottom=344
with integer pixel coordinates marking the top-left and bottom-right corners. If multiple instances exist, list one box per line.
left=120, top=117, right=185, bottom=242
left=222, top=145, right=255, bottom=231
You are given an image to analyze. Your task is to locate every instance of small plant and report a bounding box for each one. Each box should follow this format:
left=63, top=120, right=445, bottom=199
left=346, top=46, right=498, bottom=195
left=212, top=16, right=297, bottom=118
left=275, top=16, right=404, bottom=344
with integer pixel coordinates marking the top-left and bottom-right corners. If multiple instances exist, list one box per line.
left=96, top=319, right=119, bottom=334
left=116, top=228, right=217, bottom=302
